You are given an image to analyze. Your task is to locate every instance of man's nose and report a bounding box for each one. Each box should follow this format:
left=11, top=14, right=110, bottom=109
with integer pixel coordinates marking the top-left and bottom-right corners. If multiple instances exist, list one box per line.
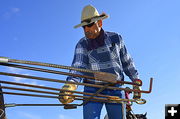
left=84, top=26, right=91, bottom=32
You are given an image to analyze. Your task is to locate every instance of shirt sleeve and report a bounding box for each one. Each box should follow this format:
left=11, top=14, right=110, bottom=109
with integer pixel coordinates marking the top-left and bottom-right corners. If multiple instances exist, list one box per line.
left=119, top=35, right=139, bottom=81
left=66, top=41, right=89, bottom=83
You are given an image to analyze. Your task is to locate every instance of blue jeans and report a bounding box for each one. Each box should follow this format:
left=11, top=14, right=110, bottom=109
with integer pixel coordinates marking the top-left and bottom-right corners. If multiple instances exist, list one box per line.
left=83, top=85, right=126, bottom=119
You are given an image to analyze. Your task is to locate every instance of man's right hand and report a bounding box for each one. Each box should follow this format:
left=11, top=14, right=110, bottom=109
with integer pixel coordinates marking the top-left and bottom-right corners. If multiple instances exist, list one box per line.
left=59, top=83, right=77, bottom=104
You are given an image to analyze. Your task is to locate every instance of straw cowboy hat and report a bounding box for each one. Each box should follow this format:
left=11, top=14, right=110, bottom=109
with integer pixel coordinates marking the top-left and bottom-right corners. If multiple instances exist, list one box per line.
left=74, top=5, right=109, bottom=28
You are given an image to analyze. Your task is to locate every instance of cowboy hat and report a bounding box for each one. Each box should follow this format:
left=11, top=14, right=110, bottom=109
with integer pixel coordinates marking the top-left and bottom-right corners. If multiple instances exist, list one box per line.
left=74, top=5, right=109, bottom=28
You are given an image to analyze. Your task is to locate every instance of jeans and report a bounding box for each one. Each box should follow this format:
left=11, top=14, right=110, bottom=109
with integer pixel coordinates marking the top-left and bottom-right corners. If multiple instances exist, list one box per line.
left=83, top=85, right=126, bottom=119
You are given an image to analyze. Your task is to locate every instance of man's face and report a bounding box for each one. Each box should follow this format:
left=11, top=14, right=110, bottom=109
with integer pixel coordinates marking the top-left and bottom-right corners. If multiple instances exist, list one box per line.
left=83, top=20, right=102, bottom=39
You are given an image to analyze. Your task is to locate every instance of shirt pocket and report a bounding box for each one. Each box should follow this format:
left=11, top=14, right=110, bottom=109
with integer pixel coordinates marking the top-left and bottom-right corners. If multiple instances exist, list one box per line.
left=87, top=47, right=112, bottom=70
left=88, top=46, right=112, bottom=63
left=109, top=43, right=120, bottom=61
left=87, top=50, right=99, bottom=63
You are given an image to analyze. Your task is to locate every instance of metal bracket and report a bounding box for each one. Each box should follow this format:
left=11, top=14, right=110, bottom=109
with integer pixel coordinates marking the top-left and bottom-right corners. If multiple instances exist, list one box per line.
left=64, top=105, right=77, bottom=109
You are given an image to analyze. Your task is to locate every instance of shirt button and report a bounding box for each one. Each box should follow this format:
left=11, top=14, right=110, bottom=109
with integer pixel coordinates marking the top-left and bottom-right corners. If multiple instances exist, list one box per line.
left=107, top=64, right=110, bottom=67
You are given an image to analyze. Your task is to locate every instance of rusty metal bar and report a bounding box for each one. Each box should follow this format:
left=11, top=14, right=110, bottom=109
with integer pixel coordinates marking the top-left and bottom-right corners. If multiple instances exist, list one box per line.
left=0, top=86, right=111, bottom=101
left=0, top=81, right=147, bottom=104
left=7, top=58, right=118, bottom=83
left=0, top=91, right=119, bottom=104
left=0, top=63, right=95, bottom=81
left=0, top=71, right=103, bottom=88
left=7, top=58, right=100, bottom=74
left=0, top=80, right=110, bottom=98
left=5, top=103, right=65, bottom=107
left=1, top=90, right=146, bottom=105
left=0, top=72, right=153, bottom=93
left=0, top=63, right=141, bottom=86
left=1, top=91, right=58, bottom=99
left=0, top=57, right=119, bottom=83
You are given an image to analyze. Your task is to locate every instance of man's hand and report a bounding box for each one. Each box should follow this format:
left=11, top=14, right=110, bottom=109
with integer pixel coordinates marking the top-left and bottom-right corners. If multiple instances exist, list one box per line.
left=133, top=79, right=142, bottom=99
left=59, top=83, right=77, bottom=104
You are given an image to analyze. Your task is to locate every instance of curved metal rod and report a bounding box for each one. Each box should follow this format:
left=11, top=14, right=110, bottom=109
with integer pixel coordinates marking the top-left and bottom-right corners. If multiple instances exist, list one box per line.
left=0, top=72, right=153, bottom=93
left=121, top=77, right=153, bottom=94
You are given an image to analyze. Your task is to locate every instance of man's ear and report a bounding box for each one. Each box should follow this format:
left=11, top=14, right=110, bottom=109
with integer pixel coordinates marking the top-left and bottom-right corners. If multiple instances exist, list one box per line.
left=97, top=20, right=102, bottom=28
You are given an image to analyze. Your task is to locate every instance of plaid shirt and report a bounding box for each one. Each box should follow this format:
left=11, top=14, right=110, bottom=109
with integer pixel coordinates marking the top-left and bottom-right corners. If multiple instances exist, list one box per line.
left=67, top=31, right=139, bottom=83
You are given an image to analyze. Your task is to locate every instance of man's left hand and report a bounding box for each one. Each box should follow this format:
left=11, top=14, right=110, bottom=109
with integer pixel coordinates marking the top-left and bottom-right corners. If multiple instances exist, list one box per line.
left=133, top=79, right=142, bottom=99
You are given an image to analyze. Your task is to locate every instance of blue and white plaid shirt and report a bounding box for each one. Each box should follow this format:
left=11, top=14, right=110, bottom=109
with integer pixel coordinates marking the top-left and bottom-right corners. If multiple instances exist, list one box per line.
left=67, top=31, right=139, bottom=83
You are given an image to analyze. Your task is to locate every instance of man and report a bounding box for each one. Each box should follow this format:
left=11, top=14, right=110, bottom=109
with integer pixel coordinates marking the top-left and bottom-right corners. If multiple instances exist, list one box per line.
left=59, top=5, right=142, bottom=119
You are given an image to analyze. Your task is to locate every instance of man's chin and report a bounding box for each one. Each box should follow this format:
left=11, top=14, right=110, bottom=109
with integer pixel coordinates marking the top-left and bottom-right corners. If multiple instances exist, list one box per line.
left=86, top=35, right=96, bottom=39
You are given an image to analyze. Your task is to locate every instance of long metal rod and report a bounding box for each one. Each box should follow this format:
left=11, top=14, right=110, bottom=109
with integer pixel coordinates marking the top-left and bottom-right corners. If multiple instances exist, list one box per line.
left=0, top=71, right=104, bottom=88
left=0, top=62, right=141, bottom=86
left=2, top=85, right=144, bottom=104
left=0, top=80, right=110, bottom=98
left=0, top=63, right=95, bottom=80
left=8, top=58, right=99, bottom=74
left=6, top=103, right=79, bottom=110
left=0, top=91, right=120, bottom=104
left=1, top=91, right=58, bottom=99
left=0, top=57, right=119, bottom=83
left=0, top=72, right=153, bottom=93
left=0, top=81, right=147, bottom=104
left=4, top=103, right=81, bottom=109
left=0, top=86, right=111, bottom=101
left=5, top=103, right=65, bottom=107
left=1, top=90, right=145, bottom=105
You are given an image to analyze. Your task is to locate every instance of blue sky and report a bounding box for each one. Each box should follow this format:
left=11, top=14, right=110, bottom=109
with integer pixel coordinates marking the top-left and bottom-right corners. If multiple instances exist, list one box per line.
left=0, top=0, right=180, bottom=119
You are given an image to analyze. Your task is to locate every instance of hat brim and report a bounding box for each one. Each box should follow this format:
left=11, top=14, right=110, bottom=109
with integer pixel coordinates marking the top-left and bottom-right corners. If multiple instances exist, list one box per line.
left=74, top=14, right=109, bottom=29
